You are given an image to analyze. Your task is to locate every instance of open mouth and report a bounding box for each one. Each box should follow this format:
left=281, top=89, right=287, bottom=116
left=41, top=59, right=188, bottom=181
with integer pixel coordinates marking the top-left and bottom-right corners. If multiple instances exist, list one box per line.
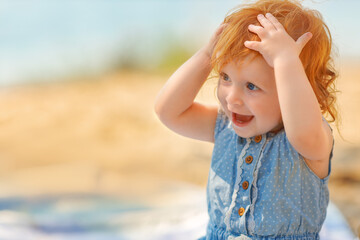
left=232, top=112, right=254, bottom=127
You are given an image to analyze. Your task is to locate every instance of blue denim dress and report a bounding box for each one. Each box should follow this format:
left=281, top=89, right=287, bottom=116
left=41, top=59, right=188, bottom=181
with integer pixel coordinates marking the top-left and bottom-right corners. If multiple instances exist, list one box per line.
left=200, top=112, right=333, bottom=240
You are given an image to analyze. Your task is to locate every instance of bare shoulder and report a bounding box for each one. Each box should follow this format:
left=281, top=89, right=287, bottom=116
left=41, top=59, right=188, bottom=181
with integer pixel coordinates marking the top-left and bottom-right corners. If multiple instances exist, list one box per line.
left=303, top=120, right=334, bottom=179
left=161, top=103, right=219, bottom=143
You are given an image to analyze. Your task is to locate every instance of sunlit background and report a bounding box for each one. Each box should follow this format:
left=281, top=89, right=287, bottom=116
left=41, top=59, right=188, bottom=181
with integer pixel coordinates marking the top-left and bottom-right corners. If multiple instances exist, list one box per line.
left=0, top=0, right=359, bottom=239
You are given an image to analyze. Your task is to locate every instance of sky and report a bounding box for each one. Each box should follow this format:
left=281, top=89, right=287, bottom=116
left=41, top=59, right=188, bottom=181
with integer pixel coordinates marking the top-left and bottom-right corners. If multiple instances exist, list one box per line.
left=0, top=0, right=359, bottom=86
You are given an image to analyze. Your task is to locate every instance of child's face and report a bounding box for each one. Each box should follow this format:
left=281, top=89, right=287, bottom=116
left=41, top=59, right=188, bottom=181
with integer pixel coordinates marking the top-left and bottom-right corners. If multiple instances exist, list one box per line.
left=217, top=56, right=283, bottom=138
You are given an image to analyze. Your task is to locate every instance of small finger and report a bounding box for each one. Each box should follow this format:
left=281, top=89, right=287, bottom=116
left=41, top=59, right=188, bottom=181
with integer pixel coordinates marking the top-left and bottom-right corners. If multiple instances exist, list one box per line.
left=244, top=40, right=261, bottom=52
left=257, top=14, right=276, bottom=30
left=216, top=23, right=228, bottom=35
left=296, top=32, right=313, bottom=49
left=265, top=13, right=284, bottom=30
left=248, top=24, right=264, bottom=33
left=248, top=24, right=267, bottom=39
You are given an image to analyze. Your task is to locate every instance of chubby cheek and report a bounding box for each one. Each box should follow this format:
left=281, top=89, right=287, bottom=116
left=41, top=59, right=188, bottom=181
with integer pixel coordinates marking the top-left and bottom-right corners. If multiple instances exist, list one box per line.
left=248, top=92, right=279, bottom=116
left=260, top=98, right=281, bottom=121
left=217, top=86, right=230, bottom=115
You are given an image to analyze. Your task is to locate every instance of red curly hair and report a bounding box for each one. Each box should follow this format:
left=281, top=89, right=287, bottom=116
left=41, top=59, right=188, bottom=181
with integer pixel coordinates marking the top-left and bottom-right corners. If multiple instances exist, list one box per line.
left=211, top=0, right=338, bottom=123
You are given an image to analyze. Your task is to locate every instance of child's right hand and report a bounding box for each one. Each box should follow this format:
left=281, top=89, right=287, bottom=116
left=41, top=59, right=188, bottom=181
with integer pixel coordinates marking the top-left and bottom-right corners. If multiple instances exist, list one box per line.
left=203, top=23, right=228, bottom=58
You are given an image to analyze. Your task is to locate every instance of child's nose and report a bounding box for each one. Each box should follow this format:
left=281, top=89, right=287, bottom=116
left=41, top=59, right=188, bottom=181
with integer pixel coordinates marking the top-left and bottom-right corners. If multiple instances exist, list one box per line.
left=226, top=87, right=244, bottom=107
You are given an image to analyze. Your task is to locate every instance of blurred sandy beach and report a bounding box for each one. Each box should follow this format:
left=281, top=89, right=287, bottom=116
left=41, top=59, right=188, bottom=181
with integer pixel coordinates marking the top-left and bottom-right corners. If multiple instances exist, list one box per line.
left=0, top=61, right=359, bottom=236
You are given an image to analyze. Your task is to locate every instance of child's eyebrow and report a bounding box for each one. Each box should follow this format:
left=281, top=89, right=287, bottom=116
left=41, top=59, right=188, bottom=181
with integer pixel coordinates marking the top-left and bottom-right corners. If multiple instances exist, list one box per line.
left=241, top=75, right=268, bottom=89
left=247, top=71, right=274, bottom=88
left=251, top=77, right=268, bottom=87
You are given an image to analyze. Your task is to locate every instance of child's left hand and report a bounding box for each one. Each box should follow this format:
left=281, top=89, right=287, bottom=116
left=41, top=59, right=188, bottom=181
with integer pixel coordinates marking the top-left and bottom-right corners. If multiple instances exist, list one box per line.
left=244, top=13, right=312, bottom=68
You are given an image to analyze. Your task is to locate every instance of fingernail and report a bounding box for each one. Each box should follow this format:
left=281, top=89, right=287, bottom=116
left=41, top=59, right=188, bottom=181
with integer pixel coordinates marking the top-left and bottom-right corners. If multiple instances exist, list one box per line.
left=258, top=14, right=263, bottom=18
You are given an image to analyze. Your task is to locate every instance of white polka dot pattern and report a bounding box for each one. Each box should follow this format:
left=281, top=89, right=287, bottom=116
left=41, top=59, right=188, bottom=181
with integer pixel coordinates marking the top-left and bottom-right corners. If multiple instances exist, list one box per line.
left=204, top=111, right=333, bottom=240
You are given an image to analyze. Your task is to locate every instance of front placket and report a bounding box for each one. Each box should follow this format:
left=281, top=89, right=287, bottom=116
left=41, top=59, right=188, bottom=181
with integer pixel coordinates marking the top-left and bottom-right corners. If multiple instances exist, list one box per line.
left=227, top=134, right=267, bottom=235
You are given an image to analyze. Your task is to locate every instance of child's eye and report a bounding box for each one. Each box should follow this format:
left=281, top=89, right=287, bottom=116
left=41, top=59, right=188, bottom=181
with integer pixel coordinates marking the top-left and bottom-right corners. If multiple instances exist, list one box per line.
left=220, top=73, right=231, bottom=82
left=247, top=82, right=259, bottom=91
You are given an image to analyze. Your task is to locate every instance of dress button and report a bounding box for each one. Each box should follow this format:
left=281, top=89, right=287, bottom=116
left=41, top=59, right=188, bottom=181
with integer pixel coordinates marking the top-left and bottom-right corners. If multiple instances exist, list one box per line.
left=245, top=155, right=253, bottom=164
left=242, top=181, right=249, bottom=190
left=238, top=207, right=245, bottom=216
left=254, top=135, right=262, bottom=143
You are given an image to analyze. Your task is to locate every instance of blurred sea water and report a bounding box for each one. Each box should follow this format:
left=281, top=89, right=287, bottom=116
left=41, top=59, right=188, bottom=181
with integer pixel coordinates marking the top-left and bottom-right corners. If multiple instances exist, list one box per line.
left=0, top=0, right=359, bottom=86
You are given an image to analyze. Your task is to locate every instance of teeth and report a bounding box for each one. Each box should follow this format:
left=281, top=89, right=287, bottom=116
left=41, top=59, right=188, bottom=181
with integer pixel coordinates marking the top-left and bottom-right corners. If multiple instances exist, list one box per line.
left=235, top=114, right=253, bottom=122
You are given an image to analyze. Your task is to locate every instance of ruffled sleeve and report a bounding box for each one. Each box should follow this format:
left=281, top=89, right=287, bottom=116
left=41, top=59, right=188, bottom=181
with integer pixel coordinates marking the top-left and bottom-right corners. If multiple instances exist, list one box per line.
left=214, top=109, right=230, bottom=140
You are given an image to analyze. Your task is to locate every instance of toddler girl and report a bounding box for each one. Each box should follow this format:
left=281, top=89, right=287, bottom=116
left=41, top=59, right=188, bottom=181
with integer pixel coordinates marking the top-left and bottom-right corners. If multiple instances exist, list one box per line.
left=154, top=0, right=338, bottom=239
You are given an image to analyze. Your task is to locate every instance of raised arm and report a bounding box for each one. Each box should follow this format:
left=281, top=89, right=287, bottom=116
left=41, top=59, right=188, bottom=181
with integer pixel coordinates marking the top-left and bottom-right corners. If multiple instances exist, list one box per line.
left=245, top=14, right=333, bottom=171
left=154, top=24, right=227, bottom=142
